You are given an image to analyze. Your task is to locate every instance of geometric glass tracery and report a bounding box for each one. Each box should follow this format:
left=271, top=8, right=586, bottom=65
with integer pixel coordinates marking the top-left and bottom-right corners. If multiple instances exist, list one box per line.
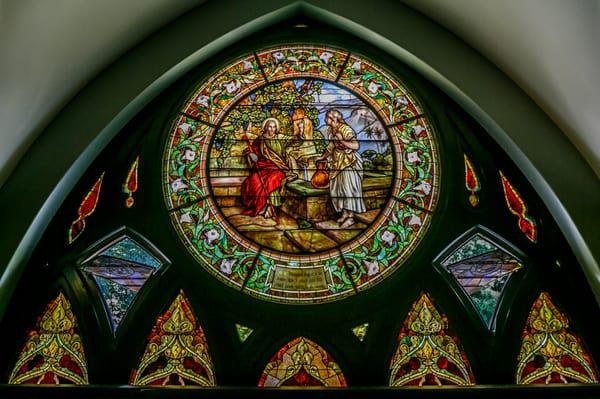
left=130, top=291, right=216, bottom=386
left=9, top=292, right=88, bottom=385
left=389, top=293, right=475, bottom=386
left=258, top=336, right=347, bottom=387
left=164, top=44, right=440, bottom=304
left=441, top=232, right=523, bottom=330
left=80, top=236, right=162, bottom=332
left=516, top=292, right=598, bottom=384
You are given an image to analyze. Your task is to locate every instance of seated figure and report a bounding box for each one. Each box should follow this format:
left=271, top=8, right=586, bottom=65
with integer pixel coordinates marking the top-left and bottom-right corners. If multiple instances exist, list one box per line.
left=241, top=118, right=289, bottom=218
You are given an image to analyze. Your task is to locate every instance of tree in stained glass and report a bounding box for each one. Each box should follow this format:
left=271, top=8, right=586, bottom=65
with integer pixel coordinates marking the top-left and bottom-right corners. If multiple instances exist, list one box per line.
left=80, top=236, right=162, bottom=332
left=9, top=293, right=88, bottom=385
left=235, top=323, right=253, bottom=343
left=441, top=232, right=522, bottom=329
left=130, top=290, right=216, bottom=386
left=389, top=293, right=474, bottom=386
left=351, top=323, right=369, bottom=342
left=516, top=292, right=598, bottom=384
left=258, top=337, right=347, bottom=387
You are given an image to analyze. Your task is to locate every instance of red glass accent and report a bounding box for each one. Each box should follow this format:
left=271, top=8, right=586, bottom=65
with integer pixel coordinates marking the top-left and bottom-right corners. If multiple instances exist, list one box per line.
left=463, top=154, right=480, bottom=207
left=123, top=156, right=139, bottom=208
left=500, top=171, right=537, bottom=243
left=68, top=173, right=105, bottom=244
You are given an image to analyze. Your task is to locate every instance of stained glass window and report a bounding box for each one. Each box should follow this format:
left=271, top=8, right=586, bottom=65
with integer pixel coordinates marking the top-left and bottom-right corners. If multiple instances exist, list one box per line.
left=439, top=229, right=523, bottom=330
left=516, top=292, right=598, bottom=384
left=80, top=235, right=163, bottom=332
left=389, top=293, right=474, bottom=386
left=9, top=293, right=88, bottom=385
left=130, top=291, right=216, bottom=386
left=164, top=44, right=439, bottom=304
left=258, top=336, right=347, bottom=387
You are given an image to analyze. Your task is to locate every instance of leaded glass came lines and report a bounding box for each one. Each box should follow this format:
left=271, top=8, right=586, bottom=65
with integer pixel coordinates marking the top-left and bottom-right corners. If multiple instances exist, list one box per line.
left=441, top=232, right=522, bottom=329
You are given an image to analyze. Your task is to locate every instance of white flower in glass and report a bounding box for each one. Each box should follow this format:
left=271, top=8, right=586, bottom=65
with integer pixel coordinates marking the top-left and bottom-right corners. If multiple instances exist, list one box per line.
left=367, top=81, right=381, bottom=95
left=394, top=95, right=409, bottom=108
left=381, top=230, right=397, bottom=246
left=320, top=51, right=333, bottom=64
left=179, top=212, right=192, bottom=224
left=182, top=149, right=196, bottom=161
left=241, top=59, right=253, bottom=73
left=222, top=80, right=240, bottom=94
left=363, top=259, right=380, bottom=276
left=412, top=124, right=426, bottom=137
left=272, top=51, right=285, bottom=64
left=171, top=178, right=188, bottom=192
left=195, top=95, right=209, bottom=108
left=414, top=181, right=431, bottom=195
left=179, top=122, right=191, bottom=135
left=406, top=151, right=421, bottom=163
left=220, top=258, right=235, bottom=275
left=204, top=228, right=220, bottom=246
left=408, top=214, right=422, bottom=226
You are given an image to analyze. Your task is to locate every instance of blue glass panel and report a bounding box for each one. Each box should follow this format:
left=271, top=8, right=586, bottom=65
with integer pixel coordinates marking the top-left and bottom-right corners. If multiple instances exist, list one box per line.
left=82, top=236, right=163, bottom=332
left=100, top=237, right=160, bottom=268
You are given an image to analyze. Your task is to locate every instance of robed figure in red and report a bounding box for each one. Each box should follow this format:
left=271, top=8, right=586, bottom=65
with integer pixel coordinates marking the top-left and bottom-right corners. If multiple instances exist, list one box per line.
left=241, top=118, right=289, bottom=218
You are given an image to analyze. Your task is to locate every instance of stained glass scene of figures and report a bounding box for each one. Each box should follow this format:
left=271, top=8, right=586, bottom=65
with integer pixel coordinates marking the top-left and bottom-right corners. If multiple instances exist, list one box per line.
left=165, top=45, right=439, bottom=303
left=440, top=231, right=523, bottom=329
left=209, top=79, right=392, bottom=254
left=79, top=236, right=163, bottom=331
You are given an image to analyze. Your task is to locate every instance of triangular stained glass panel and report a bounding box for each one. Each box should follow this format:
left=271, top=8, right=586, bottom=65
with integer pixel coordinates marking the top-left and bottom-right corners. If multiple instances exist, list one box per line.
left=130, top=291, right=216, bottom=386
left=9, top=293, right=88, bottom=385
left=441, top=233, right=522, bottom=329
left=516, top=292, right=599, bottom=384
left=235, top=323, right=253, bottom=343
left=258, top=337, right=346, bottom=387
left=389, top=294, right=475, bottom=386
left=351, top=323, right=369, bottom=342
left=81, top=236, right=162, bottom=332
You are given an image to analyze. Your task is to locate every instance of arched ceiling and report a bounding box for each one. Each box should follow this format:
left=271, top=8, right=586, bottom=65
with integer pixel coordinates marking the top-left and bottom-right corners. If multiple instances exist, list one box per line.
left=1, top=0, right=598, bottom=191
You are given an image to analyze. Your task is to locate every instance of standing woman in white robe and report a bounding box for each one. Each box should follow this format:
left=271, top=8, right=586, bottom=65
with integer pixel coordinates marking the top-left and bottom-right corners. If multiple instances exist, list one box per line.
left=316, top=109, right=366, bottom=227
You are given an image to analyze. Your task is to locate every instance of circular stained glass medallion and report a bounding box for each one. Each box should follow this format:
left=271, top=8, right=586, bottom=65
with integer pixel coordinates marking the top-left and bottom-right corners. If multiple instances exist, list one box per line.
left=163, top=45, right=439, bottom=303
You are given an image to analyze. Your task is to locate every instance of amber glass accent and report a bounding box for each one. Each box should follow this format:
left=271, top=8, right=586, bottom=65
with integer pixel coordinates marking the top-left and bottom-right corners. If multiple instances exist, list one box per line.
left=389, top=294, right=475, bottom=386
left=123, top=156, right=139, bottom=208
left=258, top=337, right=347, bottom=387
left=516, top=292, right=598, bottom=384
left=9, top=293, right=88, bottom=384
left=463, top=154, right=480, bottom=207
left=68, top=172, right=105, bottom=244
left=351, top=323, right=369, bottom=342
left=499, top=171, right=537, bottom=242
left=130, top=291, right=216, bottom=386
